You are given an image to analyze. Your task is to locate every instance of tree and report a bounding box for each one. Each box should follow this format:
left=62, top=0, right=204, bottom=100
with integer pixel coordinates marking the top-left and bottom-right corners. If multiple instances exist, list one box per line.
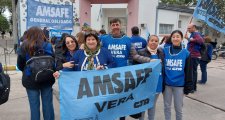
left=0, top=0, right=12, bottom=15
left=0, top=14, right=10, bottom=31
left=160, top=0, right=197, bottom=5
left=213, top=0, right=225, bottom=21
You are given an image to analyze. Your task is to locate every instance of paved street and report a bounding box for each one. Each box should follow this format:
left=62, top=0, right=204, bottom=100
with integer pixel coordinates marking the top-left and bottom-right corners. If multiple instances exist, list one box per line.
left=0, top=42, right=225, bottom=120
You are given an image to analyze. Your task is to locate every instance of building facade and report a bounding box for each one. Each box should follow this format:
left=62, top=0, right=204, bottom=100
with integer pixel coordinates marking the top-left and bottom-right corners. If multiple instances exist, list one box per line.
left=17, top=0, right=224, bottom=45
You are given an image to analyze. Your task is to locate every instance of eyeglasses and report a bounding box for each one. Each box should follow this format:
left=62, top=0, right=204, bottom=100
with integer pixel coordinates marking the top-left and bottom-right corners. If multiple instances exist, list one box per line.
left=65, top=41, right=75, bottom=45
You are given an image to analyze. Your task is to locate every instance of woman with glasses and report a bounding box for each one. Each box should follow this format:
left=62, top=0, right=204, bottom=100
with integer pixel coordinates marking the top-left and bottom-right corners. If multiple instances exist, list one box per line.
left=54, top=34, right=79, bottom=73
left=53, top=32, right=115, bottom=79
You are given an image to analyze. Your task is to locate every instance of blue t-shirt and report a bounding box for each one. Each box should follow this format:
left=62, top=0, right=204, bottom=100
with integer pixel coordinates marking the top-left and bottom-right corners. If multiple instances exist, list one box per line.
left=130, top=35, right=147, bottom=51
left=163, top=47, right=189, bottom=86
left=101, top=34, right=131, bottom=67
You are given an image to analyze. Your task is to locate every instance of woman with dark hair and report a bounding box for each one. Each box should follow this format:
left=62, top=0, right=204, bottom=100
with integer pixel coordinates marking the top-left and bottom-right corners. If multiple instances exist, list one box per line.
left=73, top=32, right=115, bottom=71
left=54, top=34, right=79, bottom=71
left=53, top=31, right=115, bottom=79
left=159, top=35, right=170, bottom=48
left=17, top=26, right=55, bottom=120
left=163, top=30, right=192, bottom=120
left=136, top=35, right=165, bottom=120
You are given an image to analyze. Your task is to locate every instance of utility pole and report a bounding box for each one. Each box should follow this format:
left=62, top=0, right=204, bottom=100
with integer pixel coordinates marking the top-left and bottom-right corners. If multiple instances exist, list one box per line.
left=12, top=0, right=18, bottom=53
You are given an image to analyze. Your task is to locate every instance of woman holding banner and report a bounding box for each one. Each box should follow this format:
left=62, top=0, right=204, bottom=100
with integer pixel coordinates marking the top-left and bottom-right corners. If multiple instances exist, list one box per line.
left=133, top=35, right=165, bottom=120
left=53, top=31, right=115, bottom=79
left=55, top=34, right=79, bottom=71
left=72, top=31, right=115, bottom=71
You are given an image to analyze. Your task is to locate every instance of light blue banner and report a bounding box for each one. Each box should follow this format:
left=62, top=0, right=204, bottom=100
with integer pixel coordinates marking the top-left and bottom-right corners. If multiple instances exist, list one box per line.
left=49, top=29, right=72, bottom=38
left=27, top=0, right=73, bottom=29
left=59, top=60, right=161, bottom=120
left=193, top=0, right=225, bottom=33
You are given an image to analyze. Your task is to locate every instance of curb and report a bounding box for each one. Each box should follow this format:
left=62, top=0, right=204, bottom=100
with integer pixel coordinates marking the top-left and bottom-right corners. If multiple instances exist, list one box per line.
left=3, top=65, right=17, bottom=71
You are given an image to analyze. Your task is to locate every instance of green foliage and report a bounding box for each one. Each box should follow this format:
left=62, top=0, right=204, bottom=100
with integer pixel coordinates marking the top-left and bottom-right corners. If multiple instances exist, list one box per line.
left=160, top=0, right=197, bottom=5
left=0, top=0, right=12, bottom=15
left=214, top=0, right=225, bottom=21
left=0, top=14, right=10, bottom=31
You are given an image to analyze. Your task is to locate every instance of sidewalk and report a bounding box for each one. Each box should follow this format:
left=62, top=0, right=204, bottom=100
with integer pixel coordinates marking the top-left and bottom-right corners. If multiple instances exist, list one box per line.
left=0, top=53, right=225, bottom=120
left=0, top=71, right=60, bottom=120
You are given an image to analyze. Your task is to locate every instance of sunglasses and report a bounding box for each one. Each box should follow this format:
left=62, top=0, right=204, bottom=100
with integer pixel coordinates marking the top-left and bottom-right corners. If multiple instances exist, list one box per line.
left=85, top=31, right=98, bottom=36
left=65, top=41, right=75, bottom=45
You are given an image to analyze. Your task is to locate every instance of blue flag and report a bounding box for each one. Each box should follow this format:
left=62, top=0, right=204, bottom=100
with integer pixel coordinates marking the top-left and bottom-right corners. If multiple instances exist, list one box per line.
left=58, top=60, right=161, bottom=120
left=27, top=0, right=73, bottom=29
left=193, top=0, right=225, bottom=33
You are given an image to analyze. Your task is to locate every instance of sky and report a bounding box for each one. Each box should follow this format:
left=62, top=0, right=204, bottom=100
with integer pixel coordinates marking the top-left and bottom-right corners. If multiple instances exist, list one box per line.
left=3, top=9, right=11, bottom=20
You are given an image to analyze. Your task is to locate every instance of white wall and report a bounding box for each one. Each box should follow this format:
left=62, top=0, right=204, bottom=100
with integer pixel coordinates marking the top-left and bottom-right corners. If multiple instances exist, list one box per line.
left=91, top=4, right=127, bottom=33
left=179, top=14, right=192, bottom=33
left=138, top=0, right=159, bottom=39
left=102, top=8, right=127, bottom=33
left=91, top=4, right=102, bottom=31
left=101, top=4, right=127, bottom=8
left=157, top=9, right=179, bottom=35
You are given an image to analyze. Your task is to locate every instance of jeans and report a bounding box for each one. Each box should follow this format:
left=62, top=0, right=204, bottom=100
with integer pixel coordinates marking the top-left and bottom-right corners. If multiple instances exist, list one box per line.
left=26, top=86, right=54, bottom=120
left=191, top=58, right=200, bottom=91
left=139, top=94, right=159, bottom=120
left=163, top=86, right=184, bottom=120
left=200, top=60, right=208, bottom=83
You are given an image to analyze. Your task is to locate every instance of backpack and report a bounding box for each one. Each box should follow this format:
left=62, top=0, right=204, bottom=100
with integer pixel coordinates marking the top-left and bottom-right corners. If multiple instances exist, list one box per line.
left=200, top=43, right=210, bottom=62
left=26, top=45, right=55, bottom=83
left=0, top=69, right=10, bottom=105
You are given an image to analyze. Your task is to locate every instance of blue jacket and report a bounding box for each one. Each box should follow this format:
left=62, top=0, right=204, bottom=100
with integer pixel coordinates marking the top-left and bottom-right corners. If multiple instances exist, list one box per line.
left=73, top=48, right=115, bottom=71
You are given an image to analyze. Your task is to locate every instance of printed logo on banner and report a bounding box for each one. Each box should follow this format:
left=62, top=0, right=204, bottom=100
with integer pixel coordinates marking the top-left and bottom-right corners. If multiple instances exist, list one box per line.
left=58, top=61, right=161, bottom=120
left=27, top=0, right=73, bottom=29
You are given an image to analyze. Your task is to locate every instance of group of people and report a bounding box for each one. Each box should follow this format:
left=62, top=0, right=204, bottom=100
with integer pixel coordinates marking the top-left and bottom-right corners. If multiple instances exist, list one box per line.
left=16, top=17, right=213, bottom=120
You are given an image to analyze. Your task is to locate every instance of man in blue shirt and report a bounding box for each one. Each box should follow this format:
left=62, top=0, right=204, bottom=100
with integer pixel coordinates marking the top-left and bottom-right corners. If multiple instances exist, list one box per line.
left=101, top=18, right=132, bottom=67
left=101, top=18, right=151, bottom=120
left=130, top=26, right=147, bottom=51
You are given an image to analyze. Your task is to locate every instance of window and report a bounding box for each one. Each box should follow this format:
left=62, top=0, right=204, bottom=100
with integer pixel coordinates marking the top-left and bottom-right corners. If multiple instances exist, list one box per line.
left=159, top=24, right=174, bottom=34
left=178, top=20, right=182, bottom=28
